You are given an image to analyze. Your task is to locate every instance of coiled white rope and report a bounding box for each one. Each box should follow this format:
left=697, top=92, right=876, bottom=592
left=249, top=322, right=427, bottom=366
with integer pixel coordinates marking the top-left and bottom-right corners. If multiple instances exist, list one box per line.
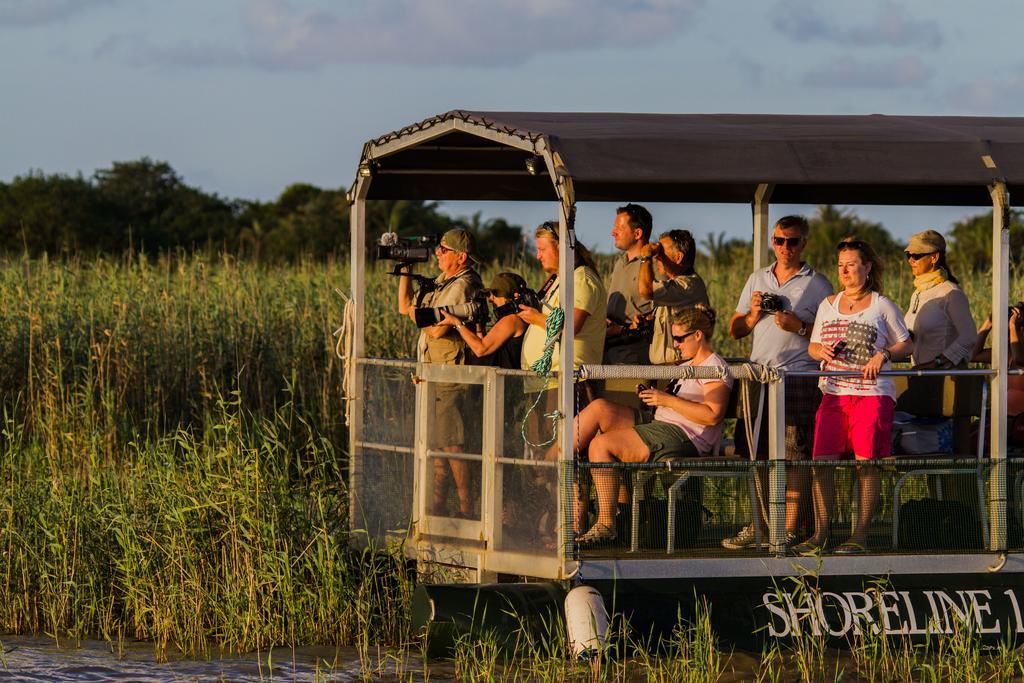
left=333, top=289, right=356, bottom=428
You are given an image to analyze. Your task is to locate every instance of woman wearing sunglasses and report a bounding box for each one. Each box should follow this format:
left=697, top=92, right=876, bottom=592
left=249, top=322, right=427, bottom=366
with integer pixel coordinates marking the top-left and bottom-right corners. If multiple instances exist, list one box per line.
left=568, top=305, right=733, bottom=546
left=902, top=230, right=975, bottom=371
left=798, top=239, right=913, bottom=554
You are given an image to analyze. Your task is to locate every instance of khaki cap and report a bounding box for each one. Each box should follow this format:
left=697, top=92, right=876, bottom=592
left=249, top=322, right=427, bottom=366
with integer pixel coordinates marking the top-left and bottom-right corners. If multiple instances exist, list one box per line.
left=440, top=228, right=481, bottom=263
left=905, top=230, right=946, bottom=255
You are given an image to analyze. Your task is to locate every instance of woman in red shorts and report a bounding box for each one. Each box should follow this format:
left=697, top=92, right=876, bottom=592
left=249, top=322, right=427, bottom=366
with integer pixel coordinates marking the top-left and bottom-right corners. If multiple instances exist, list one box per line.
left=797, top=239, right=914, bottom=554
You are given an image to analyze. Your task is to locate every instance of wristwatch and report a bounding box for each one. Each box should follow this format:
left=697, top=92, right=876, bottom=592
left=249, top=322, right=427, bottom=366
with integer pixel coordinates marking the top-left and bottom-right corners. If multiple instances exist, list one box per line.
left=797, top=323, right=808, bottom=337
left=881, top=348, right=892, bottom=362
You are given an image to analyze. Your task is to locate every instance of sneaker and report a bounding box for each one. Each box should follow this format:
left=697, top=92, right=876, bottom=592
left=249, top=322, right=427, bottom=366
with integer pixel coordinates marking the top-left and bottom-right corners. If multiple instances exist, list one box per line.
left=721, top=524, right=766, bottom=550
left=576, top=523, right=617, bottom=547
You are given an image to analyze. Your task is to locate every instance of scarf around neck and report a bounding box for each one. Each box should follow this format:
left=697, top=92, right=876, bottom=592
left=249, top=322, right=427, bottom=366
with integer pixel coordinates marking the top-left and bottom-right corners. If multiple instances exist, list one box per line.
left=913, top=268, right=948, bottom=292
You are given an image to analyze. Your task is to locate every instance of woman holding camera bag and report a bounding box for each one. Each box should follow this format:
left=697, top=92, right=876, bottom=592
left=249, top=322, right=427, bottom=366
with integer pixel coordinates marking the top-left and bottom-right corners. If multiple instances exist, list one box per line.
left=442, top=272, right=529, bottom=370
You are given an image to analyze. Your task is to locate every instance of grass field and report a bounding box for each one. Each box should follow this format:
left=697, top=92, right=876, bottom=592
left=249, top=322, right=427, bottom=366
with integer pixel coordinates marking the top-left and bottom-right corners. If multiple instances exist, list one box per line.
left=1, top=251, right=1022, bottom=676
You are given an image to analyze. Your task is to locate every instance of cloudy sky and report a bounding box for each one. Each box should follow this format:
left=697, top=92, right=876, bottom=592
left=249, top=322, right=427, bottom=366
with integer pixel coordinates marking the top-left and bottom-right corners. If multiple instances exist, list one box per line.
left=3, top=0, right=1023, bottom=250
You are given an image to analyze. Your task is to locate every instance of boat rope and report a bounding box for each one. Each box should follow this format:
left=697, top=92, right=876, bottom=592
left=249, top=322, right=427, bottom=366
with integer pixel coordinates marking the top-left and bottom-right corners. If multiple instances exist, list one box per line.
left=521, top=306, right=565, bottom=448
left=333, top=289, right=356, bottom=428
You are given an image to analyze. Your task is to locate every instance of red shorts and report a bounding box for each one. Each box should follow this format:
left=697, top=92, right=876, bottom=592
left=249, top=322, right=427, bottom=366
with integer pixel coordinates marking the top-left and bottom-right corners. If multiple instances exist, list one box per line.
left=812, top=394, right=895, bottom=461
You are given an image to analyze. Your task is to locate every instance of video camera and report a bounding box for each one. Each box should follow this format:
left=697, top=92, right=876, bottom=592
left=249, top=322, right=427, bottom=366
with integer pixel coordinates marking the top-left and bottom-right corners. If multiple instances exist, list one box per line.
left=376, top=231, right=439, bottom=264
left=414, top=291, right=491, bottom=329
left=377, top=231, right=442, bottom=292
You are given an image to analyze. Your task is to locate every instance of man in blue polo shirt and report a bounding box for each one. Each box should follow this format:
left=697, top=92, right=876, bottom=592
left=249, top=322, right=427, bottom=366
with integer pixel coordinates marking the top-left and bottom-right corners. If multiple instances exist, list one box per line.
left=722, top=215, right=833, bottom=550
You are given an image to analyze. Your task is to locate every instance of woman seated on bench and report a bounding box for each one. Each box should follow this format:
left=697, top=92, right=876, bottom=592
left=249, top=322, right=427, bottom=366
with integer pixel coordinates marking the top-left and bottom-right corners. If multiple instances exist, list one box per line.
left=571, top=305, right=733, bottom=546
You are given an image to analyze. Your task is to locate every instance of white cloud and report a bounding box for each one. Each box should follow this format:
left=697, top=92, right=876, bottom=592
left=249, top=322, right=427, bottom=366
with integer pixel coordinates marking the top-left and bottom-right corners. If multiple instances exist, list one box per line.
left=0, top=0, right=114, bottom=27
left=802, top=55, right=932, bottom=89
left=946, top=74, right=1024, bottom=113
left=773, top=1, right=942, bottom=49
left=96, top=0, right=705, bottom=70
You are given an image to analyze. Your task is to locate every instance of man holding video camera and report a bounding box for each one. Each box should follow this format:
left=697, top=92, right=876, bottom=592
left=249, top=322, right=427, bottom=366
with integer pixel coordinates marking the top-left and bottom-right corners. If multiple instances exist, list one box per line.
left=722, top=214, right=833, bottom=551
left=396, top=228, right=483, bottom=518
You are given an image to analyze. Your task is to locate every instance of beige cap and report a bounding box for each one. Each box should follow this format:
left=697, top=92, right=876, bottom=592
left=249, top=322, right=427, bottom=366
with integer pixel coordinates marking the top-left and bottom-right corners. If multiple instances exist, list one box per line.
left=905, top=229, right=946, bottom=255
left=440, top=228, right=481, bottom=263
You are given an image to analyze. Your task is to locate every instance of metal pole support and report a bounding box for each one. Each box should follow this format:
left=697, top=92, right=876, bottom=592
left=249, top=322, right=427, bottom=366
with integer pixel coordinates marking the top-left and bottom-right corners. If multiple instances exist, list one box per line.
left=989, top=181, right=1010, bottom=551
left=767, top=374, right=787, bottom=556
left=752, top=183, right=775, bottom=271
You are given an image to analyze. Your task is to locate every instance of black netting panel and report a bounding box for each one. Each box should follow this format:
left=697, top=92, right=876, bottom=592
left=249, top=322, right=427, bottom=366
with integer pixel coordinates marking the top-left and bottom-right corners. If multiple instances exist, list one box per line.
left=360, top=364, right=415, bottom=446
left=352, top=447, right=415, bottom=541
left=574, top=459, right=995, bottom=558
left=499, top=462, right=558, bottom=554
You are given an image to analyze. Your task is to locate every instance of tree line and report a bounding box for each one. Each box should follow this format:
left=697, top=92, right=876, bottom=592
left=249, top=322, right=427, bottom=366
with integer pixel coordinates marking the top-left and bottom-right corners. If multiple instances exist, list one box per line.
left=1, top=158, right=1019, bottom=268
left=0, top=158, right=524, bottom=263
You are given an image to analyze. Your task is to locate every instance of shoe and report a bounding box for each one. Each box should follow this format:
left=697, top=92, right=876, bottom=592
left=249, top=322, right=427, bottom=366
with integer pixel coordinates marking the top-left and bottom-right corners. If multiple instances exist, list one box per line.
left=721, top=524, right=766, bottom=550
left=576, top=523, right=617, bottom=547
left=834, top=541, right=867, bottom=555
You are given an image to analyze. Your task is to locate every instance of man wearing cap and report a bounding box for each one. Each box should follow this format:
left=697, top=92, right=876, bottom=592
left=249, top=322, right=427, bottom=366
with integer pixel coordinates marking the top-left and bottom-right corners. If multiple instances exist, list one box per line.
left=397, top=228, right=484, bottom=518
left=721, top=215, right=833, bottom=551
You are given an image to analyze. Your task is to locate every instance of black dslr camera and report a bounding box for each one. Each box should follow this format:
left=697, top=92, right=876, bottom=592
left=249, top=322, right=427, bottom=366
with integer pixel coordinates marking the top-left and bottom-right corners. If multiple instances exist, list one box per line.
left=760, top=292, right=785, bottom=314
left=1010, top=302, right=1024, bottom=319
left=605, top=315, right=655, bottom=349
left=492, top=285, right=543, bottom=319
left=414, top=291, right=491, bottom=329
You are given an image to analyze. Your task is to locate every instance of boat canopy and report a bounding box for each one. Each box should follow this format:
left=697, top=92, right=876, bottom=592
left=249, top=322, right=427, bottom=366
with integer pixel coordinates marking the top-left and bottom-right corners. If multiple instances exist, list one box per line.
left=356, top=111, right=1024, bottom=206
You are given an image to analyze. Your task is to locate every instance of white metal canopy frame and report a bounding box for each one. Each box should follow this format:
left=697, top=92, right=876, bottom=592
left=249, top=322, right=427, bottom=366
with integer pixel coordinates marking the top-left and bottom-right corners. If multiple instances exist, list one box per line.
left=347, top=110, right=1019, bottom=580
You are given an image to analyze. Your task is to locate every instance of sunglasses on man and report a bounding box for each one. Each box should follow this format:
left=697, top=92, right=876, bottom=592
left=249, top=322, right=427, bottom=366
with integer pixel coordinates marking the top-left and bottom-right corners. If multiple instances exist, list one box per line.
left=772, top=236, right=803, bottom=247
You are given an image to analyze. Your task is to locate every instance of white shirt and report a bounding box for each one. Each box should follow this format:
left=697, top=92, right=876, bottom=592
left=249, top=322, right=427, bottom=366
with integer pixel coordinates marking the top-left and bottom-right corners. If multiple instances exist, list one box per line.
left=810, top=292, right=911, bottom=399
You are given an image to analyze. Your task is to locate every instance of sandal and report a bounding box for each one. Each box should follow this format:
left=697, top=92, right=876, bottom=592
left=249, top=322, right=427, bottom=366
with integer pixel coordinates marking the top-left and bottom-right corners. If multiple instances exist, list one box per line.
left=791, top=536, right=829, bottom=556
left=576, top=523, right=617, bottom=547
left=834, top=541, right=867, bottom=555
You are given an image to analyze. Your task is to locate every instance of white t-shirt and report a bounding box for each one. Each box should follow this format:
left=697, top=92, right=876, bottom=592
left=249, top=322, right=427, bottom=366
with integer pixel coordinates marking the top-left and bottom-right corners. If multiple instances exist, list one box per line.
left=654, top=352, right=734, bottom=454
left=809, top=292, right=911, bottom=399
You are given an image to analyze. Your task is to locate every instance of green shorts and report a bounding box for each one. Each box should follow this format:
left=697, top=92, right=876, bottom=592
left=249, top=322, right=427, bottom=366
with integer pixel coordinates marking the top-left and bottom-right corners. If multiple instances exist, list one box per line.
left=632, top=410, right=700, bottom=460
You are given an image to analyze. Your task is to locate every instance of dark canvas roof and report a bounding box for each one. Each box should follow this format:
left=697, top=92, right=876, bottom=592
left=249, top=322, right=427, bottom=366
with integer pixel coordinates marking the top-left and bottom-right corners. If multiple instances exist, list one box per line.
left=359, top=111, right=1024, bottom=205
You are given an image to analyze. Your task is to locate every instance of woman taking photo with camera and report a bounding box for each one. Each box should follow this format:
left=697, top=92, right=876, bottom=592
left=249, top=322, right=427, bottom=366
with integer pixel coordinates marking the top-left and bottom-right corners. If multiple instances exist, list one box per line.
left=441, top=272, right=530, bottom=370
left=568, top=305, right=733, bottom=546
left=799, top=239, right=913, bottom=554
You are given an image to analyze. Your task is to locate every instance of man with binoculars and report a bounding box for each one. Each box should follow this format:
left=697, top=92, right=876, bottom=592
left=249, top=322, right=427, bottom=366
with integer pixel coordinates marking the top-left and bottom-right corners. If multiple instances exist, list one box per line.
left=396, top=228, right=484, bottom=519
